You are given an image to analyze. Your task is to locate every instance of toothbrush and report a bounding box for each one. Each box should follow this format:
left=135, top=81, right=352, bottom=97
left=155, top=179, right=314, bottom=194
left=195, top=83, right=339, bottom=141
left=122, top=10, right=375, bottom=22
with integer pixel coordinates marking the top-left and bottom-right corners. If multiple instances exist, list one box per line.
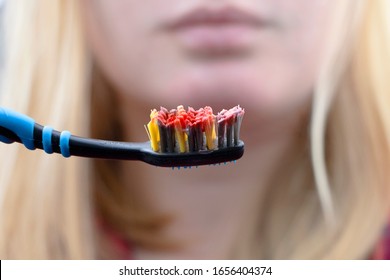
left=0, top=106, right=244, bottom=167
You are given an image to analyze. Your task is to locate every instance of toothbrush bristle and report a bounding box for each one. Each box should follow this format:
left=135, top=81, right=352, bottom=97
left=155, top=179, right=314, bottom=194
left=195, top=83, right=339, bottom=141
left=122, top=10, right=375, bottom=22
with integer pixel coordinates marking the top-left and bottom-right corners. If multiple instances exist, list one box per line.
left=171, top=160, right=236, bottom=170
left=145, top=105, right=245, bottom=153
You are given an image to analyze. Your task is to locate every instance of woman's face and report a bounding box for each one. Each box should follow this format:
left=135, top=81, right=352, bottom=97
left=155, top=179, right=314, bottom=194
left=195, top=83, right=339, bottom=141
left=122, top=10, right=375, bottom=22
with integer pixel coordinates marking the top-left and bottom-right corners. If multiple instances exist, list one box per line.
left=81, top=0, right=333, bottom=119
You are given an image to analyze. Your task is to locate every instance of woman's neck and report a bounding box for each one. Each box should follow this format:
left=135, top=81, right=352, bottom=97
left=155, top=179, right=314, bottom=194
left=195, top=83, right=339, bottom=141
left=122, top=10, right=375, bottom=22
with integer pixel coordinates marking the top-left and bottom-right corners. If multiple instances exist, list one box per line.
left=113, top=96, right=307, bottom=259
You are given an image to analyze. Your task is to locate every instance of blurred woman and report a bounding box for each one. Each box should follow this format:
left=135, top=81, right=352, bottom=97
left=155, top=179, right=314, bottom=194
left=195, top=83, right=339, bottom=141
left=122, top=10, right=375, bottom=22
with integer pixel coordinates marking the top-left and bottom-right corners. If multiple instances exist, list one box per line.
left=0, top=0, right=390, bottom=259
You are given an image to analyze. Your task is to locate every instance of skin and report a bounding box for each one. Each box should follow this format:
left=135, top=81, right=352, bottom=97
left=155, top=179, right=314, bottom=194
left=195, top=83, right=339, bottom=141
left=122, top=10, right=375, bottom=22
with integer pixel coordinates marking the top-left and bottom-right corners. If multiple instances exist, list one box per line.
left=81, top=0, right=334, bottom=259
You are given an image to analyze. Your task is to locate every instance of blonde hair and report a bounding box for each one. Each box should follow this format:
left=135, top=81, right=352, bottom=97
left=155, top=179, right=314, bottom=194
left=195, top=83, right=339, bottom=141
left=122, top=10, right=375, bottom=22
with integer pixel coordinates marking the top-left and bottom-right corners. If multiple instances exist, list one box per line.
left=0, top=1, right=93, bottom=258
left=1, top=0, right=390, bottom=259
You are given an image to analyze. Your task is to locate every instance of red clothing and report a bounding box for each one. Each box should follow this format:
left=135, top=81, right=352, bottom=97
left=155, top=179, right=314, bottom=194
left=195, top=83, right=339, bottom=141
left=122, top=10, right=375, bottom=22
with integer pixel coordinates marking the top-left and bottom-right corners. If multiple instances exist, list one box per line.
left=98, top=217, right=133, bottom=259
left=371, top=223, right=390, bottom=260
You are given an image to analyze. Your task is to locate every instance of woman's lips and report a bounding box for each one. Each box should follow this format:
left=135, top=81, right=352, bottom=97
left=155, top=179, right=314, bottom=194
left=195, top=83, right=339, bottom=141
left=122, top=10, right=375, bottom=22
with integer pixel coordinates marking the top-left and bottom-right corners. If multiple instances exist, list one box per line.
left=164, top=6, right=268, bottom=55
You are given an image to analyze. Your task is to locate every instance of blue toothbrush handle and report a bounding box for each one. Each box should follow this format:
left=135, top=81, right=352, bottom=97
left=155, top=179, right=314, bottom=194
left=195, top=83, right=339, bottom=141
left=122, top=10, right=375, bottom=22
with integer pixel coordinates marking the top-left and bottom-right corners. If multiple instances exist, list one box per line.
left=0, top=106, right=145, bottom=159
left=0, top=107, right=36, bottom=150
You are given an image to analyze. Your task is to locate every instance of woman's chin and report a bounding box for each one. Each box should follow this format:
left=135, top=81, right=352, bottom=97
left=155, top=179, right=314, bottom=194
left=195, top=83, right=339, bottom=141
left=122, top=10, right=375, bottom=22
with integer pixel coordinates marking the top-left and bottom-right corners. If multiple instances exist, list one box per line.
left=149, top=76, right=265, bottom=110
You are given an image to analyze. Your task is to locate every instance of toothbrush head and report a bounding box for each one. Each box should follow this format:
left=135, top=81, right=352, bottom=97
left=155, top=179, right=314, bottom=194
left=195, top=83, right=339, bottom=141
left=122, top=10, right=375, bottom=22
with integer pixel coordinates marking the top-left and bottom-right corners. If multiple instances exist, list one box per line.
left=145, top=105, right=244, bottom=152
left=139, top=140, right=244, bottom=167
left=142, top=105, right=245, bottom=167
